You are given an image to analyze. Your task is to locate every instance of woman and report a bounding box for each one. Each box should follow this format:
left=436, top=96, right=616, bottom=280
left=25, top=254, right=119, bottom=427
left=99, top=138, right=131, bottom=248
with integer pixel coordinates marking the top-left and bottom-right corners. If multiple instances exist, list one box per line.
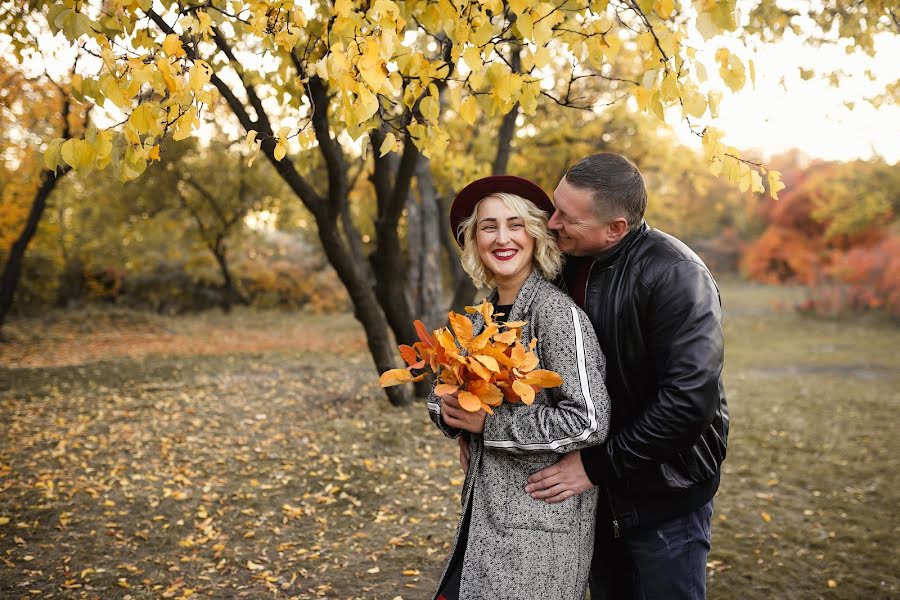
left=427, top=175, right=611, bottom=600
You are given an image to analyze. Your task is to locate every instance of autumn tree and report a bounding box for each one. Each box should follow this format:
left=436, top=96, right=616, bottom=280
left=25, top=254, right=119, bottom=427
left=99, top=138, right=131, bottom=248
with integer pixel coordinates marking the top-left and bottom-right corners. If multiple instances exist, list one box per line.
left=3, top=0, right=895, bottom=401
left=0, top=56, right=90, bottom=334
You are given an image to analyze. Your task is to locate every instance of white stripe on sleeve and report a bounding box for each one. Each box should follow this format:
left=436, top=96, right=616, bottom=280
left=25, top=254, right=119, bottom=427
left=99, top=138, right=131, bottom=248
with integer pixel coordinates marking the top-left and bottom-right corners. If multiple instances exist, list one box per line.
left=483, top=306, right=597, bottom=450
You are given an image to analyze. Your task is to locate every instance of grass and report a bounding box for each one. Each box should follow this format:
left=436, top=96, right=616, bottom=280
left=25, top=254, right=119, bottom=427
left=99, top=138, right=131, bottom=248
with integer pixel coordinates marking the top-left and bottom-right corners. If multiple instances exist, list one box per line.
left=1, top=279, right=898, bottom=599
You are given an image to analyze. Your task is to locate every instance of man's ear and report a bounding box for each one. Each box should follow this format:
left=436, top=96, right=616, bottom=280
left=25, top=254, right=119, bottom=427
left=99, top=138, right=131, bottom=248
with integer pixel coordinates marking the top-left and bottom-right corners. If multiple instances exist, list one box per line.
left=607, top=217, right=629, bottom=242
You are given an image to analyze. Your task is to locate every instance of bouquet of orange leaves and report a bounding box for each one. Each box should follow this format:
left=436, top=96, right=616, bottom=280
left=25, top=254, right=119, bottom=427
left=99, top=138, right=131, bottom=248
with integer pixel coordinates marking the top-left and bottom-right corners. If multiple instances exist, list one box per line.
left=379, top=300, right=564, bottom=413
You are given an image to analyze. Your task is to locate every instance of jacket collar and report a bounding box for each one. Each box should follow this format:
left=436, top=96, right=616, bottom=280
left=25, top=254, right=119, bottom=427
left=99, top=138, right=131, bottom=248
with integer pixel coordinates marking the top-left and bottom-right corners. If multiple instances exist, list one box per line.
left=590, top=220, right=650, bottom=269
left=485, top=268, right=544, bottom=323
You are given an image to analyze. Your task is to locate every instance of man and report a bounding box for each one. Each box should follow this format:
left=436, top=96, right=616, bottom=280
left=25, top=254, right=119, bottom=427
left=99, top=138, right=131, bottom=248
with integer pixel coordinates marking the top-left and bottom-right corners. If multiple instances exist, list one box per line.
left=523, top=153, right=729, bottom=599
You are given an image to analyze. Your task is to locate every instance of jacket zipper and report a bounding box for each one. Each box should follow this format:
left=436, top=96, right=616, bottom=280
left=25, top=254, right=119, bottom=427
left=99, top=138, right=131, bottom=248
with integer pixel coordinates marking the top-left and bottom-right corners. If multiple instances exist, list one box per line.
left=586, top=259, right=621, bottom=539
left=583, top=260, right=596, bottom=310
left=604, top=487, right=621, bottom=538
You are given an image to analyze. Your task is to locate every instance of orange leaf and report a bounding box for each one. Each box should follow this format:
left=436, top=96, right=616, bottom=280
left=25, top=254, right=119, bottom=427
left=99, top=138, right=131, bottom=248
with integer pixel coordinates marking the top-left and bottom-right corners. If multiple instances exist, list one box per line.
left=440, top=369, right=459, bottom=386
left=466, top=300, right=495, bottom=327
left=521, top=369, right=563, bottom=388
left=480, top=402, right=495, bottom=415
left=512, top=380, right=535, bottom=405
left=493, top=330, right=519, bottom=344
left=518, top=351, right=539, bottom=373
left=509, top=341, right=527, bottom=365
left=470, top=324, right=499, bottom=352
left=414, top=320, right=435, bottom=348
left=504, top=320, right=528, bottom=328
left=469, top=379, right=503, bottom=406
left=467, top=357, right=492, bottom=381
left=379, top=368, right=414, bottom=387
left=481, top=345, right=514, bottom=367
left=399, top=344, right=420, bottom=367
left=435, top=383, right=459, bottom=396
left=448, top=312, right=474, bottom=349
left=458, top=390, right=482, bottom=412
left=472, top=354, right=500, bottom=374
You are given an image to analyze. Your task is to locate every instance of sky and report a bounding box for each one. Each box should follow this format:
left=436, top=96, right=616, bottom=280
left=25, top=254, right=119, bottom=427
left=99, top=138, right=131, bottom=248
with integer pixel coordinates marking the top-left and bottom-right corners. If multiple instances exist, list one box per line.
left=682, top=31, right=900, bottom=163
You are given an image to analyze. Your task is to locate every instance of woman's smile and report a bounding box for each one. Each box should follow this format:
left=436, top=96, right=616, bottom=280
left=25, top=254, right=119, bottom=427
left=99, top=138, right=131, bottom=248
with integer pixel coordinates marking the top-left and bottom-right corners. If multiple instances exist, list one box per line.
left=492, top=248, right=518, bottom=260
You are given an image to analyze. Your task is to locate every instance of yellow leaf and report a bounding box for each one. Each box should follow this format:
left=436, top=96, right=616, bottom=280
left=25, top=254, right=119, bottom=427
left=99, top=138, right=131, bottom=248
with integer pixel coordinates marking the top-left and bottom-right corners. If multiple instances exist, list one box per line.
left=420, top=94, right=440, bottom=122
left=274, top=139, right=287, bottom=162
left=0, top=517, right=9, bottom=526
left=760, top=511, right=772, bottom=523
left=147, top=145, right=161, bottom=162
left=189, top=60, right=212, bottom=93
left=60, top=139, right=78, bottom=169
left=516, top=12, right=534, bottom=38
left=379, top=132, right=397, bottom=157
left=767, top=170, right=786, bottom=200
left=750, top=169, right=764, bottom=194
left=632, top=86, right=652, bottom=112
left=162, top=33, right=184, bottom=57
left=402, top=569, right=420, bottom=576
left=43, top=138, right=64, bottom=171
left=462, top=46, right=483, bottom=72
left=460, top=96, right=478, bottom=125
left=654, top=0, right=674, bottom=19
left=353, top=86, right=380, bottom=125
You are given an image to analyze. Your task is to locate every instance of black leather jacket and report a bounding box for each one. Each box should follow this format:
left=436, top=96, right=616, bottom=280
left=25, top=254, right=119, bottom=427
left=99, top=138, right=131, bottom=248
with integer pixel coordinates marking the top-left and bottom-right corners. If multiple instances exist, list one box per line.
left=566, top=222, right=729, bottom=534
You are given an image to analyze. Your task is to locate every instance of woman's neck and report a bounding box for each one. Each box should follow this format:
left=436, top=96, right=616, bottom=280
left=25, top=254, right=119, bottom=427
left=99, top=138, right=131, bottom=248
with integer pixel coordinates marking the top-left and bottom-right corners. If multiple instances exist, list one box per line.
left=495, top=269, right=532, bottom=305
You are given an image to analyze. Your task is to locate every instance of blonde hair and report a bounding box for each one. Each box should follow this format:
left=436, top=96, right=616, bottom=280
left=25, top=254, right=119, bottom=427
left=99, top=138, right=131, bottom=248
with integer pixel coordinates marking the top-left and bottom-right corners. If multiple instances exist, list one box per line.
left=456, top=192, right=563, bottom=289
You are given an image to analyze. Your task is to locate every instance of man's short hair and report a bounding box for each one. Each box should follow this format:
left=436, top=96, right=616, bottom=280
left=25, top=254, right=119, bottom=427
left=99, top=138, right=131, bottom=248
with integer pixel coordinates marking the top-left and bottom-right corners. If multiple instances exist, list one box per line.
left=565, top=153, right=648, bottom=230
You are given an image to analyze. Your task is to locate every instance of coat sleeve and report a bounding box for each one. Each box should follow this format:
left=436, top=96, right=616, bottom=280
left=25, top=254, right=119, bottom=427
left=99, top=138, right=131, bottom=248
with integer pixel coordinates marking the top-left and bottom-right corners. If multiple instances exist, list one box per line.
left=481, top=297, right=611, bottom=454
left=426, top=387, right=463, bottom=439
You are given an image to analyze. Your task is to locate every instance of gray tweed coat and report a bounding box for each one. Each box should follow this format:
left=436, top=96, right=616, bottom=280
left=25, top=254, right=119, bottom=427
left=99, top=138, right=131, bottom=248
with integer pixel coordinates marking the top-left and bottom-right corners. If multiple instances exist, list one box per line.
left=427, top=270, right=611, bottom=600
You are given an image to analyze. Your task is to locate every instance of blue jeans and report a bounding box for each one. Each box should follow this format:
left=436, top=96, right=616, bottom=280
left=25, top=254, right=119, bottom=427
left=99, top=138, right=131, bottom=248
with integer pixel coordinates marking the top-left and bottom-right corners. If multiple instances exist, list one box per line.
left=588, top=500, right=713, bottom=600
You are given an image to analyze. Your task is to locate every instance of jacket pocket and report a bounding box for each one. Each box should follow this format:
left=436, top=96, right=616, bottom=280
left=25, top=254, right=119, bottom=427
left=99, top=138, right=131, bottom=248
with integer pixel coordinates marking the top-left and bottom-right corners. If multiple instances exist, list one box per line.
left=501, top=453, right=575, bottom=533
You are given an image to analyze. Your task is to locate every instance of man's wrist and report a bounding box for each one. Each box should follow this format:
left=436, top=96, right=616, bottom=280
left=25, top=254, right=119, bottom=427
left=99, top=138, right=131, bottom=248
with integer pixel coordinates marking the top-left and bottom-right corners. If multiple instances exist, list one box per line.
left=579, top=446, right=606, bottom=486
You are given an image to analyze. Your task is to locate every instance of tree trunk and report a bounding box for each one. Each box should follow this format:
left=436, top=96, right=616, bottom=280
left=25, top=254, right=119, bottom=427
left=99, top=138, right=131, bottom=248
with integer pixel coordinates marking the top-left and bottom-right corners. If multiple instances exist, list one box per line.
left=0, top=168, right=65, bottom=336
left=370, top=131, right=421, bottom=349
left=317, top=219, right=412, bottom=406
left=407, top=155, right=446, bottom=330
left=212, top=238, right=247, bottom=314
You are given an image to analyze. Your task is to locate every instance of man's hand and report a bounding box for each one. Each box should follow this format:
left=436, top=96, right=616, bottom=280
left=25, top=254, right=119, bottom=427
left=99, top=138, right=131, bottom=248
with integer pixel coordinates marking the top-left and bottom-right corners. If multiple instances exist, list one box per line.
left=440, top=393, right=486, bottom=434
left=458, top=437, right=470, bottom=474
left=524, top=451, right=594, bottom=504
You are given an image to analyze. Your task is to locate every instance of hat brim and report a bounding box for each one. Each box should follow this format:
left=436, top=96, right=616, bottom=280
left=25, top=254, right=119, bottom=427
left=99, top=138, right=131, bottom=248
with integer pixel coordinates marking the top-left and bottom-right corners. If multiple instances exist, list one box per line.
left=450, top=175, right=555, bottom=247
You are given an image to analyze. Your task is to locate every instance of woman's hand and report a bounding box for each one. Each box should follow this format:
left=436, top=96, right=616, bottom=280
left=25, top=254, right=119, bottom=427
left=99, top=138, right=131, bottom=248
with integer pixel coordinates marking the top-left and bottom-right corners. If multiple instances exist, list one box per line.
left=441, top=393, right=487, bottom=434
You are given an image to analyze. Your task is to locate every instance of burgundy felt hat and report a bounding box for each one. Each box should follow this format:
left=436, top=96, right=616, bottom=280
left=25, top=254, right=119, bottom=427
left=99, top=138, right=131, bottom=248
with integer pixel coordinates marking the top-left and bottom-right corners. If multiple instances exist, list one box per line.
left=450, top=175, right=555, bottom=246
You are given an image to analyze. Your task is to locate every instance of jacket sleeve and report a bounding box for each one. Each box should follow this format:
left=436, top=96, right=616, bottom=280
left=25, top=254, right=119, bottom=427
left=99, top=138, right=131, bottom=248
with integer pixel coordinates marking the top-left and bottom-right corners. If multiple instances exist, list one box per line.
left=582, top=259, right=724, bottom=483
left=426, top=387, right=463, bottom=439
left=481, top=298, right=611, bottom=454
